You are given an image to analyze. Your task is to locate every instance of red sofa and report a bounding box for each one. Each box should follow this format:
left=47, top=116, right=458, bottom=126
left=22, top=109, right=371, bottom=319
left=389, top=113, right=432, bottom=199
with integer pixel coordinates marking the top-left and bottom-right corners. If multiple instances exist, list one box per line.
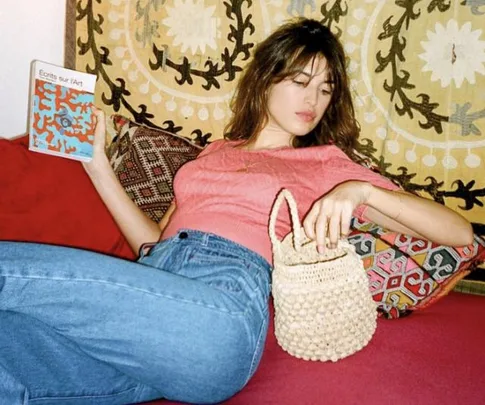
left=164, top=292, right=485, bottom=405
left=2, top=136, right=484, bottom=405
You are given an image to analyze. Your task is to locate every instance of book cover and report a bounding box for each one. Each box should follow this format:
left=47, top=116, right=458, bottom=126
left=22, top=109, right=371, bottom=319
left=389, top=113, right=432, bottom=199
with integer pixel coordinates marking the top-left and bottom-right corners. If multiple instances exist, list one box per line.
left=28, top=60, right=97, bottom=162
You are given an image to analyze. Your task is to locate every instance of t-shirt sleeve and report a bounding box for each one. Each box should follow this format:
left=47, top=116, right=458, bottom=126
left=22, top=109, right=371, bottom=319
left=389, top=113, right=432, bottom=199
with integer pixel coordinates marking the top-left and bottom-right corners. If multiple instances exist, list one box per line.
left=328, top=148, right=401, bottom=221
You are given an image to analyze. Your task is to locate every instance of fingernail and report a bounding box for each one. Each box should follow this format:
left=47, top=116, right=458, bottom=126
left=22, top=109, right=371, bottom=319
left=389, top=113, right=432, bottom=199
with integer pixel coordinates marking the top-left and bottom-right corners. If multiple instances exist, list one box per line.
left=317, top=245, right=324, bottom=254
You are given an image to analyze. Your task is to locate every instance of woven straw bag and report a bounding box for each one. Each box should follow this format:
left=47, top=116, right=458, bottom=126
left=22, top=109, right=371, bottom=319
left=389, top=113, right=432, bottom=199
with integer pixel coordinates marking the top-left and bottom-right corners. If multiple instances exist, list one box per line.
left=269, top=189, right=377, bottom=362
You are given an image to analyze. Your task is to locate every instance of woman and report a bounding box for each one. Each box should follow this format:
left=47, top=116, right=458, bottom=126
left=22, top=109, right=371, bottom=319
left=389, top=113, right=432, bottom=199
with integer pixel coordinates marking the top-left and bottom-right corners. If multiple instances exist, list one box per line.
left=0, top=18, right=473, bottom=404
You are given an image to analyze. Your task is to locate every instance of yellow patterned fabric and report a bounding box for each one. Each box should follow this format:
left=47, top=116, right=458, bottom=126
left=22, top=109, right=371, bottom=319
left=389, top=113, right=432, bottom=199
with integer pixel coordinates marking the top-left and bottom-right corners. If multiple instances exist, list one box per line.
left=72, top=0, right=485, bottom=234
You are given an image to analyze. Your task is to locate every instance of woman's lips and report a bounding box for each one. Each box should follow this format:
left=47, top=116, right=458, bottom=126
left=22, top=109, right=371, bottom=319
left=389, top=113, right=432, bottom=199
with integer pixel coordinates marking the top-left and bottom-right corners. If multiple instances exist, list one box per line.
left=296, top=111, right=316, bottom=122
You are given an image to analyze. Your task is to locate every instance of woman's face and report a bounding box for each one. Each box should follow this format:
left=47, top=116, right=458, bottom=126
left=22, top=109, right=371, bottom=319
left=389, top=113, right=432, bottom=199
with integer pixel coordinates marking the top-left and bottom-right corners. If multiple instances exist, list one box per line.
left=262, top=56, right=332, bottom=144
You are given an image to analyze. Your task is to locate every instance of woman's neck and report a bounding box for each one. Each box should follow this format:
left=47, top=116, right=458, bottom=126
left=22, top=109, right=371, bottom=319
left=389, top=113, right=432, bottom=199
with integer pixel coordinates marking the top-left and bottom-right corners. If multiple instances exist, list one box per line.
left=243, top=132, right=293, bottom=151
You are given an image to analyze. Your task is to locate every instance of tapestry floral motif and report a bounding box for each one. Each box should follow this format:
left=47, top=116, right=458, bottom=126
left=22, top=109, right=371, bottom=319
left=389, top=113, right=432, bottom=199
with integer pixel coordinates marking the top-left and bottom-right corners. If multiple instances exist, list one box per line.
left=419, top=19, right=485, bottom=88
left=162, top=0, right=219, bottom=55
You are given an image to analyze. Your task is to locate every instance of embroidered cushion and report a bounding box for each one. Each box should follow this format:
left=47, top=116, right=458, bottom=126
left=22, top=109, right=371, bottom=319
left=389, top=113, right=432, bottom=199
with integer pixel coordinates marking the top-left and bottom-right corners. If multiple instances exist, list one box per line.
left=348, top=218, right=485, bottom=318
left=106, top=115, right=203, bottom=222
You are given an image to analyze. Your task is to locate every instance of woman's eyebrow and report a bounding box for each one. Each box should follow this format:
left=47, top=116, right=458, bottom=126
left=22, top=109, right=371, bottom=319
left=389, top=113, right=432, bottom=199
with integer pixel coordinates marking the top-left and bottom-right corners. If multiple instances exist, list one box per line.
left=294, top=70, right=334, bottom=84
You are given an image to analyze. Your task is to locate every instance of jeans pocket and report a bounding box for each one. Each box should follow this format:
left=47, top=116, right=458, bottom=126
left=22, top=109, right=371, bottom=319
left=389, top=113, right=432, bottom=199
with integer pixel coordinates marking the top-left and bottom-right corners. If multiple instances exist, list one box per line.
left=184, top=248, right=249, bottom=293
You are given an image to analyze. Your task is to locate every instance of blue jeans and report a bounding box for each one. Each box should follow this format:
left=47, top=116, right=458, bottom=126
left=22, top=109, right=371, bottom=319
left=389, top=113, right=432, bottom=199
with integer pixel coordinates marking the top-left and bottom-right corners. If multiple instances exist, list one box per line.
left=0, top=229, right=272, bottom=404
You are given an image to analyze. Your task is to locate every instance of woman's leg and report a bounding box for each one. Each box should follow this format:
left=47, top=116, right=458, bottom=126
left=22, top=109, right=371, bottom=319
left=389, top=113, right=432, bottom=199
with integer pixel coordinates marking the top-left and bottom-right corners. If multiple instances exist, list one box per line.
left=0, top=310, right=160, bottom=404
left=0, top=231, right=270, bottom=404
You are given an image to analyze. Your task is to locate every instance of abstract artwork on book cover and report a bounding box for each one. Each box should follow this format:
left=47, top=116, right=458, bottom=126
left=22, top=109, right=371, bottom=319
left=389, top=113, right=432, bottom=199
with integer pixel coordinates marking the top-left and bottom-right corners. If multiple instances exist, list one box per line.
left=31, top=79, right=95, bottom=159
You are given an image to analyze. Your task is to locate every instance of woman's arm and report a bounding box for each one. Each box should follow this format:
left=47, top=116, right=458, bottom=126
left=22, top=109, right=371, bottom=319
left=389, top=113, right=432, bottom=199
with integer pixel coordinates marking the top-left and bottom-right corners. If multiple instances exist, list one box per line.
left=83, top=109, right=176, bottom=254
left=303, top=180, right=474, bottom=254
left=363, top=186, right=473, bottom=247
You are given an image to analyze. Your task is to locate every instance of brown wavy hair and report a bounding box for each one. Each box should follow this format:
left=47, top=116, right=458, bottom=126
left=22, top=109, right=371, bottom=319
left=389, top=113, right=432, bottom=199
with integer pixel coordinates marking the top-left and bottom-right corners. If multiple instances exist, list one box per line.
left=224, top=18, right=361, bottom=162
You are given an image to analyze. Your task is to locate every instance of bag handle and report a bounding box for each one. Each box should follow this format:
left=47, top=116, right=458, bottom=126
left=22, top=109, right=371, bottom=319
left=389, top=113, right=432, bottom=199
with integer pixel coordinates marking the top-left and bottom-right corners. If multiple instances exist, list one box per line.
left=269, top=189, right=302, bottom=256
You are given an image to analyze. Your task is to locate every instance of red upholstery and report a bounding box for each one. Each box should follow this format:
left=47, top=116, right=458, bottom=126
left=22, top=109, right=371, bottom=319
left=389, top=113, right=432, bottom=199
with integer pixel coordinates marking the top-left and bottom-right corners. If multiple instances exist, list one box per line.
left=2, top=136, right=484, bottom=404
left=0, top=135, right=134, bottom=260
left=159, top=291, right=485, bottom=405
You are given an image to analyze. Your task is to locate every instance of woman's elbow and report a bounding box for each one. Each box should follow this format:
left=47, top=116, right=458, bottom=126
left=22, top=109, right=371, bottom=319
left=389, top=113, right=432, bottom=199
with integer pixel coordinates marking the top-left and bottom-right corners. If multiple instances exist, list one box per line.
left=450, top=221, right=474, bottom=247
left=462, top=223, right=475, bottom=246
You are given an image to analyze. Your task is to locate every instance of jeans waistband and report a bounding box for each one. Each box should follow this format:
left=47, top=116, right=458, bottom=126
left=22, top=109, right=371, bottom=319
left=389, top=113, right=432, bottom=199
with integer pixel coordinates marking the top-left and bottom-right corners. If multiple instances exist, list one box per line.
left=140, top=229, right=272, bottom=272
left=168, top=229, right=271, bottom=271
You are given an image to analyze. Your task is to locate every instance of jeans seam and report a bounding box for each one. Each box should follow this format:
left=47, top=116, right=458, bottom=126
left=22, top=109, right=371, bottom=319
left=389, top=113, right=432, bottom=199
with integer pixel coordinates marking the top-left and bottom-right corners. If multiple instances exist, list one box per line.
left=132, top=382, right=163, bottom=404
left=29, top=384, right=139, bottom=402
left=2, top=274, right=249, bottom=316
left=242, top=315, right=268, bottom=388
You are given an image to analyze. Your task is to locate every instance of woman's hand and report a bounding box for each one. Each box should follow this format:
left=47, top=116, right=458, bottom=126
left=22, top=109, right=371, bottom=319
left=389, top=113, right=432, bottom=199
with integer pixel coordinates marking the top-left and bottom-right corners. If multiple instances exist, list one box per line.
left=82, top=106, right=110, bottom=177
left=303, top=181, right=372, bottom=253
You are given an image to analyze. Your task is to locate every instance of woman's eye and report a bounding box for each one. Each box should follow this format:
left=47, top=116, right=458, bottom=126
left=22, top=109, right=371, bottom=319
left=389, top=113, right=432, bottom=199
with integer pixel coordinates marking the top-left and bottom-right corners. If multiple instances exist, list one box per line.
left=321, top=88, right=331, bottom=95
left=293, top=80, right=308, bottom=86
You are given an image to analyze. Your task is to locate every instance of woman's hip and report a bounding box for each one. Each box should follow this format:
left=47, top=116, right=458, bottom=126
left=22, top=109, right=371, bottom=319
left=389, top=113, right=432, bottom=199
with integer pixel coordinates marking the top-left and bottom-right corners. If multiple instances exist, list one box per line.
left=139, top=228, right=272, bottom=314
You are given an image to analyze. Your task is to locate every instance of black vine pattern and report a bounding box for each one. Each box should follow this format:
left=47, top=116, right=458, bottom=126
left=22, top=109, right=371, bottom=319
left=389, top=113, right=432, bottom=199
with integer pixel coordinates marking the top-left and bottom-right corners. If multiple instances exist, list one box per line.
left=320, top=0, right=348, bottom=38
left=77, top=0, right=256, bottom=144
left=77, top=0, right=159, bottom=129
left=77, top=0, right=214, bottom=142
left=374, top=0, right=450, bottom=134
left=357, top=138, right=485, bottom=234
left=149, top=0, right=254, bottom=91
left=76, top=0, right=485, bottom=233
left=374, top=0, right=484, bottom=137
left=428, top=0, right=451, bottom=12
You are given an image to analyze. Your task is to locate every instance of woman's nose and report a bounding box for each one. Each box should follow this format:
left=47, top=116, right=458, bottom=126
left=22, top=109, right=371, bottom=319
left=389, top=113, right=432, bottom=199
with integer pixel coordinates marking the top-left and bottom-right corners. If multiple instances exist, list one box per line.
left=304, top=88, right=318, bottom=106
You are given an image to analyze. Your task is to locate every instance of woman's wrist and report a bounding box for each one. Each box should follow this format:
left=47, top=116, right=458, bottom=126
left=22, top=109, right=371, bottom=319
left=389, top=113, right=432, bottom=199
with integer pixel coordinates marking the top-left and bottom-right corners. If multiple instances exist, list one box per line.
left=360, top=181, right=375, bottom=205
left=364, top=184, right=398, bottom=216
left=83, top=154, right=112, bottom=183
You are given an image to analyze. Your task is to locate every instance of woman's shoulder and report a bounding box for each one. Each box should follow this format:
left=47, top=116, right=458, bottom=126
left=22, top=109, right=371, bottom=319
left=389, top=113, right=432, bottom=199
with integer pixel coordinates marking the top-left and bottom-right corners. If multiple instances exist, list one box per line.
left=198, top=138, right=232, bottom=157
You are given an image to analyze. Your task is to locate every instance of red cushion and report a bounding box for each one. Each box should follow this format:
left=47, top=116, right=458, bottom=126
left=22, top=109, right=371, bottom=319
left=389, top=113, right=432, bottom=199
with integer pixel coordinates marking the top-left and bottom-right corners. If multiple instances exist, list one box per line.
left=0, top=136, right=134, bottom=260
left=158, top=292, right=485, bottom=405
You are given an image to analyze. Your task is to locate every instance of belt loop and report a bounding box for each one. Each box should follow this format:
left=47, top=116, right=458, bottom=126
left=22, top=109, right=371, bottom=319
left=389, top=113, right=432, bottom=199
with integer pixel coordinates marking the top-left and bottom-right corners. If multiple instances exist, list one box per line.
left=202, top=232, right=209, bottom=246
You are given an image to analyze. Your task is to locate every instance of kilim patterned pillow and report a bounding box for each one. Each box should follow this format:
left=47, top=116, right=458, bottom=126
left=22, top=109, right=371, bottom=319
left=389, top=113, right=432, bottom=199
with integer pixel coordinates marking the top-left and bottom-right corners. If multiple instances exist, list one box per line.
left=348, top=218, right=485, bottom=319
left=106, top=115, right=203, bottom=222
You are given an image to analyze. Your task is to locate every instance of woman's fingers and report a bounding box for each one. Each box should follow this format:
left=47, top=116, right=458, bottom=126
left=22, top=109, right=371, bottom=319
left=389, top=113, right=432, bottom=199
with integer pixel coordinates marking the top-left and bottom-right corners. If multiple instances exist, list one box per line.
left=327, top=211, right=341, bottom=249
left=315, top=210, right=328, bottom=254
left=92, top=107, right=106, bottom=150
left=303, top=202, right=337, bottom=253
left=303, top=196, right=357, bottom=253
left=303, top=204, right=328, bottom=253
left=340, top=206, right=353, bottom=239
left=303, top=204, right=319, bottom=240
left=83, top=107, right=108, bottom=173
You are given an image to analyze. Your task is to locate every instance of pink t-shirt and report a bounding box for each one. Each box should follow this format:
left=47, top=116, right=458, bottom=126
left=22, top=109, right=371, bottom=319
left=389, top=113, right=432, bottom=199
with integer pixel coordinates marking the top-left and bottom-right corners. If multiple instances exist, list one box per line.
left=162, top=140, right=399, bottom=263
